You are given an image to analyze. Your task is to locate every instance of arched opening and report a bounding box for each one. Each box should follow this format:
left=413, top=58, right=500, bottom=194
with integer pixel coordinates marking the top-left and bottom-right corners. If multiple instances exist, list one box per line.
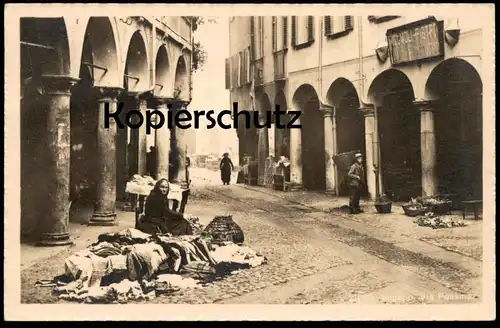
left=174, top=56, right=189, bottom=101
left=292, top=84, right=325, bottom=190
left=326, top=78, right=365, bottom=196
left=155, top=46, right=170, bottom=97
left=148, top=46, right=171, bottom=180
left=368, top=70, right=420, bottom=201
left=426, top=59, right=483, bottom=201
left=20, top=18, right=71, bottom=238
left=124, top=31, right=149, bottom=92
left=169, top=56, right=190, bottom=181
left=257, top=92, right=272, bottom=185
left=274, top=91, right=290, bottom=159
left=123, top=31, right=150, bottom=183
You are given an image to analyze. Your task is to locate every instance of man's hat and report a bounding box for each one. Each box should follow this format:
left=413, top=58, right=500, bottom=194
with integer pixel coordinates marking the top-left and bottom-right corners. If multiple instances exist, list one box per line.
left=354, top=152, right=363, bottom=159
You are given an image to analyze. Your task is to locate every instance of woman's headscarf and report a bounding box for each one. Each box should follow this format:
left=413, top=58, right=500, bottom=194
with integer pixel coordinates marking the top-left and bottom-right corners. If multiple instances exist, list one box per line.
left=150, top=178, right=170, bottom=198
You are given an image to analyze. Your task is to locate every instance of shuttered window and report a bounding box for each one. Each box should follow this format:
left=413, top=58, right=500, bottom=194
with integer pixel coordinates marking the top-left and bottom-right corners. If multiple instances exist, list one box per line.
left=272, top=16, right=277, bottom=52
left=292, top=16, right=314, bottom=49
left=238, top=52, right=243, bottom=87
left=250, top=16, right=256, bottom=60
left=225, top=58, right=230, bottom=90
left=324, top=16, right=354, bottom=39
left=282, top=16, right=288, bottom=49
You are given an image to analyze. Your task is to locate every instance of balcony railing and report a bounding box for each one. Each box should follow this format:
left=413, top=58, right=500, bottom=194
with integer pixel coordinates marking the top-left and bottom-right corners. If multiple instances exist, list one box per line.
left=253, top=57, right=264, bottom=86
left=273, top=49, right=287, bottom=81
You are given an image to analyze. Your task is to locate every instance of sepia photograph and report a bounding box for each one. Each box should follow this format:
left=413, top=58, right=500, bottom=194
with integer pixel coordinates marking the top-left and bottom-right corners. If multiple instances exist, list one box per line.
left=4, top=3, right=495, bottom=321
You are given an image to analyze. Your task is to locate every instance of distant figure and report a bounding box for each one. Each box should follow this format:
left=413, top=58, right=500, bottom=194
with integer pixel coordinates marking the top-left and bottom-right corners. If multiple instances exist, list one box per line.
left=347, top=153, right=365, bottom=214
left=220, top=152, right=234, bottom=185
left=147, top=146, right=157, bottom=178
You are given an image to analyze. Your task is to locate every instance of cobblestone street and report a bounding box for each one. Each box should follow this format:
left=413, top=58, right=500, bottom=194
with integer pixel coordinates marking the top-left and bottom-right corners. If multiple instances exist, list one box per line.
left=20, top=168, right=482, bottom=304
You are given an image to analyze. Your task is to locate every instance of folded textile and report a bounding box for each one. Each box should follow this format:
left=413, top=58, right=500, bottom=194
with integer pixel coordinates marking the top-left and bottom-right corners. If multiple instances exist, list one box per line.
left=211, top=243, right=267, bottom=268
left=88, top=242, right=123, bottom=257
left=125, top=243, right=168, bottom=281
left=98, top=228, right=152, bottom=246
left=156, top=274, right=199, bottom=290
left=64, top=249, right=94, bottom=281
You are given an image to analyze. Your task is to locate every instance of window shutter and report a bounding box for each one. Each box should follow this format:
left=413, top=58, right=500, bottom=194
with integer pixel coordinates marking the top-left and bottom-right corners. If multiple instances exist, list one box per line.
left=307, top=16, right=314, bottom=42
left=225, top=58, right=230, bottom=90
left=345, top=16, right=354, bottom=30
left=291, top=16, right=296, bottom=47
left=239, top=52, right=243, bottom=86
left=250, top=16, right=255, bottom=60
left=272, top=16, right=277, bottom=52
left=259, top=16, right=264, bottom=58
left=324, top=16, right=332, bottom=35
left=283, top=17, right=288, bottom=49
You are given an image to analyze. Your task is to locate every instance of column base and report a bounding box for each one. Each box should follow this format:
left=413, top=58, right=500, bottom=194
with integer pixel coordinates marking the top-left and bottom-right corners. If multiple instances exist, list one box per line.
left=89, top=212, right=117, bottom=226
left=37, top=232, right=73, bottom=247
left=325, top=189, right=337, bottom=196
left=287, top=183, right=303, bottom=191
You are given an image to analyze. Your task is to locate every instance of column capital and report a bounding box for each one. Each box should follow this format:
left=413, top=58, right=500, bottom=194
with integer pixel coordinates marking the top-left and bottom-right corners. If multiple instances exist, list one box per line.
left=413, top=99, right=435, bottom=112
left=95, top=87, right=123, bottom=102
left=40, top=74, right=80, bottom=95
left=319, top=103, right=335, bottom=118
left=130, top=91, right=153, bottom=105
left=164, top=98, right=190, bottom=109
left=359, top=104, right=375, bottom=117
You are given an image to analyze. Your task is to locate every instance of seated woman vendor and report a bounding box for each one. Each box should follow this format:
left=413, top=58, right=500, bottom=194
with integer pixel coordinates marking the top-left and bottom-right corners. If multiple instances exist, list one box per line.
left=141, top=178, right=194, bottom=236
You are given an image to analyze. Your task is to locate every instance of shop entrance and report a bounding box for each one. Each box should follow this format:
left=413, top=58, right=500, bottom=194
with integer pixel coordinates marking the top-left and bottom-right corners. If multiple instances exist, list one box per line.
left=326, top=78, right=365, bottom=196
left=293, top=84, right=326, bottom=191
left=274, top=91, right=290, bottom=159
left=426, top=59, right=483, bottom=201
left=369, top=70, right=420, bottom=202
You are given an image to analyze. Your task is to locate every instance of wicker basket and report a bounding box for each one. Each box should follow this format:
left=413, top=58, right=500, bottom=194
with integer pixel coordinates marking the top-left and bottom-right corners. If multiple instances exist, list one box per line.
left=375, top=202, right=392, bottom=214
left=428, top=201, right=452, bottom=215
left=204, top=216, right=244, bottom=245
left=401, top=204, right=427, bottom=217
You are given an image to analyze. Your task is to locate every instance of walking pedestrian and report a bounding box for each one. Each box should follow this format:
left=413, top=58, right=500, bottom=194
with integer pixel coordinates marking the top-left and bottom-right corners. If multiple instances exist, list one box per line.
left=220, top=153, right=234, bottom=185
left=348, top=153, right=365, bottom=214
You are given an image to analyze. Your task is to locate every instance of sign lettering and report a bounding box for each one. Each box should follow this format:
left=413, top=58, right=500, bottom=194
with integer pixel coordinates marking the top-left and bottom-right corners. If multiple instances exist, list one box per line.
left=387, top=18, right=444, bottom=65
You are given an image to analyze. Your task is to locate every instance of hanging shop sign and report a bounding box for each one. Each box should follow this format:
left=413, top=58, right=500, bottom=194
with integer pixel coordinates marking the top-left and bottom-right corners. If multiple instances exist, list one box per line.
left=386, top=17, right=444, bottom=65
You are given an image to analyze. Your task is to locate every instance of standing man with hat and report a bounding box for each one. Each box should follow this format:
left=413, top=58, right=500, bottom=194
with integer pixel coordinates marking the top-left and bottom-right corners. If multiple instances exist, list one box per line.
left=347, top=152, right=365, bottom=214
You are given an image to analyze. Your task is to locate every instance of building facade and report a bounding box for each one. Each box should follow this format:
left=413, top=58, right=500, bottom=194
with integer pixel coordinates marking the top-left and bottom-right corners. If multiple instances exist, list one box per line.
left=227, top=15, right=483, bottom=203
left=21, top=16, right=195, bottom=244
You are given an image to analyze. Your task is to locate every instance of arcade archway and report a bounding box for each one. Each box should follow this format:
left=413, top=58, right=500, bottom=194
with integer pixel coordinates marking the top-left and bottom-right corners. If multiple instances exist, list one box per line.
left=292, top=84, right=325, bottom=190
left=274, top=91, right=290, bottom=159
left=20, top=17, right=71, bottom=237
left=368, top=69, right=420, bottom=201
left=426, top=58, right=483, bottom=201
left=326, top=78, right=365, bottom=196
left=70, top=17, right=120, bottom=207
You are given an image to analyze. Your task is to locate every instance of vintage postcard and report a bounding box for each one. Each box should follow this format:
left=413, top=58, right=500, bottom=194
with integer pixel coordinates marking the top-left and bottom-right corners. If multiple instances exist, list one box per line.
left=4, top=3, right=495, bottom=321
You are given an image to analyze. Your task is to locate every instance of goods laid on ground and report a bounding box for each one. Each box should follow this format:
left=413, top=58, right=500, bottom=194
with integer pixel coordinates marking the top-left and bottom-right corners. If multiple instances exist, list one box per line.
left=402, top=196, right=453, bottom=217
left=414, top=212, right=471, bottom=229
left=38, top=221, right=267, bottom=304
left=126, top=175, right=183, bottom=201
left=125, top=175, right=156, bottom=196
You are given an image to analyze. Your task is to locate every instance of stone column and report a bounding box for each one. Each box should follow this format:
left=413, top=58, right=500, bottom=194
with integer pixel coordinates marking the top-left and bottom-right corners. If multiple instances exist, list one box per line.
left=171, top=100, right=189, bottom=188
left=38, top=75, right=79, bottom=246
left=360, top=105, right=377, bottom=200
left=257, top=113, right=269, bottom=186
left=89, top=88, right=122, bottom=226
left=289, top=110, right=303, bottom=190
left=130, top=94, right=149, bottom=176
left=415, top=99, right=438, bottom=197
left=153, top=97, right=170, bottom=180
left=321, top=104, right=336, bottom=194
